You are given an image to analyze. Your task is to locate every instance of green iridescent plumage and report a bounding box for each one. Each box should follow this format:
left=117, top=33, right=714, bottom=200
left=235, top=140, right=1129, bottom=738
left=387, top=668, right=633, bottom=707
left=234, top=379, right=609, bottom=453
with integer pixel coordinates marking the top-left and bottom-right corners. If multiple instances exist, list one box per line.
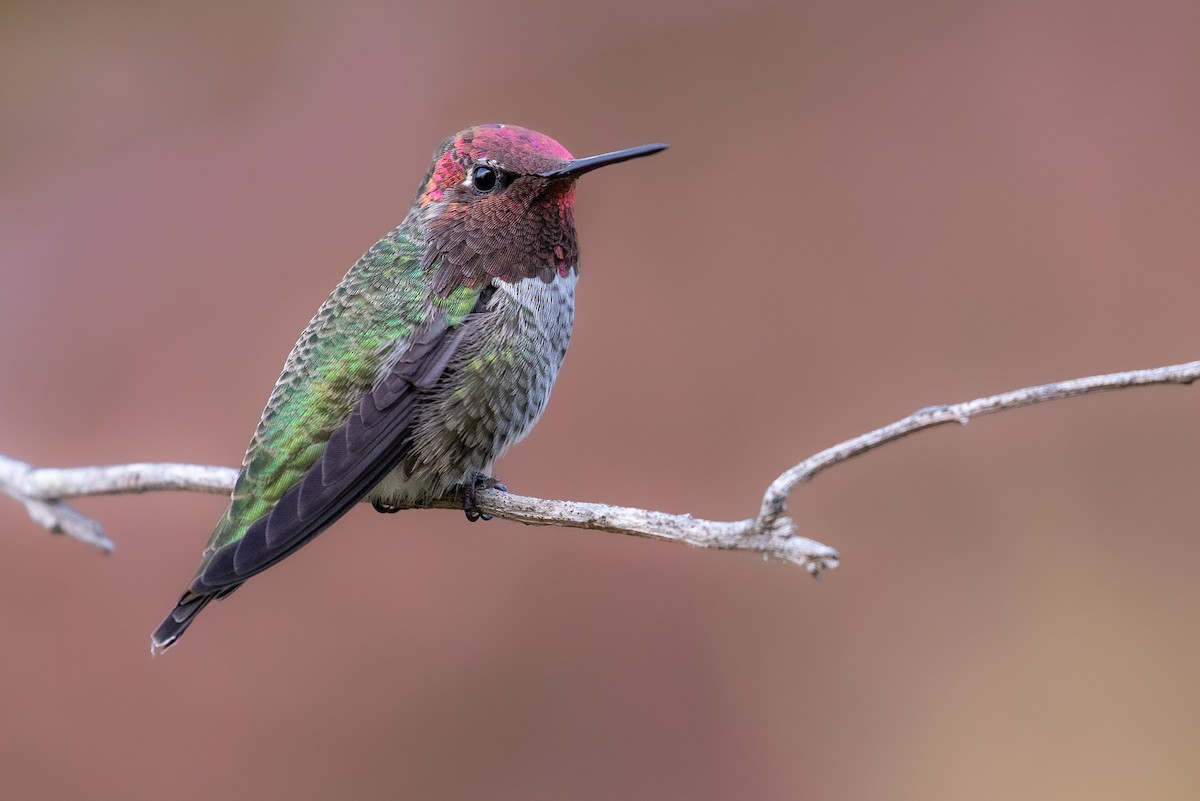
left=205, top=231, right=474, bottom=556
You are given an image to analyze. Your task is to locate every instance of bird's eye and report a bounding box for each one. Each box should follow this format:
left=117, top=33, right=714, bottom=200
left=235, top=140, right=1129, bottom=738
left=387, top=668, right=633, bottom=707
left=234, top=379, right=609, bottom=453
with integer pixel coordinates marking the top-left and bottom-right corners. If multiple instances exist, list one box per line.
left=472, top=165, right=499, bottom=192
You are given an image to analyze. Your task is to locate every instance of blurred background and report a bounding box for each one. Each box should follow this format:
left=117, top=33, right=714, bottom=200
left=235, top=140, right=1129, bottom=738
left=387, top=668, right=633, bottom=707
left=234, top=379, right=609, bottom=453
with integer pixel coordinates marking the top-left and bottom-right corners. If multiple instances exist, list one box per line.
left=2, top=0, right=1198, bottom=798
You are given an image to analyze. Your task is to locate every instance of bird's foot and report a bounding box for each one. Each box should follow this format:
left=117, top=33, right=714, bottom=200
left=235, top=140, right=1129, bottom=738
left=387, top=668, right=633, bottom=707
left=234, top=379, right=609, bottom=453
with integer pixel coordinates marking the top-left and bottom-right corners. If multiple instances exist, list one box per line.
left=372, top=499, right=401, bottom=514
left=462, top=473, right=507, bottom=522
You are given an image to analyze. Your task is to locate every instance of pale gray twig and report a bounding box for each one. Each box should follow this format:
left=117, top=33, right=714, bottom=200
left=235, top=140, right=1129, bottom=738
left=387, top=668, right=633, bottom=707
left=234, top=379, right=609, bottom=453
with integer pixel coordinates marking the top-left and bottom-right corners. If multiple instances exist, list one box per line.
left=3, top=360, right=1197, bottom=574
left=0, top=455, right=839, bottom=575
left=754, top=359, right=1200, bottom=533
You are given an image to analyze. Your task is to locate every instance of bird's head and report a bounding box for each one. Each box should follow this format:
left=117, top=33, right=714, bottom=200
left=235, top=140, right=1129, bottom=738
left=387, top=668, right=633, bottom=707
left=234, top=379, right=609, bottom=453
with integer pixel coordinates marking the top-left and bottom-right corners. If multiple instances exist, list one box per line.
left=411, top=124, right=665, bottom=295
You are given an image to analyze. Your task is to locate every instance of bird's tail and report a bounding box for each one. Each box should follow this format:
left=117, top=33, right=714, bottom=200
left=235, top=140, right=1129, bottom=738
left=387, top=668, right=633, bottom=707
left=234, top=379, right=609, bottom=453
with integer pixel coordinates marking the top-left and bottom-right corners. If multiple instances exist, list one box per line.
left=150, top=592, right=217, bottom=655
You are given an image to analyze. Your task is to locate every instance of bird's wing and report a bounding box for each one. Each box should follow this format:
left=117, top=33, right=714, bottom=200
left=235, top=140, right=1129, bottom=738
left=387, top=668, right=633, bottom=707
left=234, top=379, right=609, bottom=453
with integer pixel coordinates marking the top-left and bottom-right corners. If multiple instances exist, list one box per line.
left=194, top=232, right=485, bottom=591
left=151, top=306, right=480, bottom=651
left=186, top=312, right=476, bottom=596
left=152, top=233, right=486, bottom=651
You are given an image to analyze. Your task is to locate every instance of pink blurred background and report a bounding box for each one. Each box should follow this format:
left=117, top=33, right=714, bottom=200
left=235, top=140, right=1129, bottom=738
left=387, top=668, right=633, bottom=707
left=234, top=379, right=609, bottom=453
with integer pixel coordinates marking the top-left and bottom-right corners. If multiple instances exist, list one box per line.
left=2, top=0, right=1199, bottom=798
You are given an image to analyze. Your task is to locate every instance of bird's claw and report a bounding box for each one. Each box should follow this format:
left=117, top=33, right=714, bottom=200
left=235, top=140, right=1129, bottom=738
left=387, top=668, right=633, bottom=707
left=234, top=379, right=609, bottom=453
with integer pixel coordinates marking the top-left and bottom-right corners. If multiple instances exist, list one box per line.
left=372, top=499, right=401, bottom=514
left=462, top=473, right=507, bottom=522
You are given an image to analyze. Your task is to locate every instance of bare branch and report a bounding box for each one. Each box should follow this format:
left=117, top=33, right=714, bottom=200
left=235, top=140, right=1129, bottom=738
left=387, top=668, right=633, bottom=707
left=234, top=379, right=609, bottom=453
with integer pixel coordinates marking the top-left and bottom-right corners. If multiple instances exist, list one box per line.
left=754, top=359, right=1200, bottom=533
left=0, top=455, right=118, bottom=553
left=0, top=454, right=839, bottom=575
left=3, top=360, right=1197, bottom=573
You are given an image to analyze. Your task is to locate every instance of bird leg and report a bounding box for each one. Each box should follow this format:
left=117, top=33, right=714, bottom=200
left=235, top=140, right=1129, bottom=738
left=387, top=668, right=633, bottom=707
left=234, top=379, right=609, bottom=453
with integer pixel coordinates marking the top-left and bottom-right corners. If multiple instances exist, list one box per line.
left=462, top=473, right=507, bottom=522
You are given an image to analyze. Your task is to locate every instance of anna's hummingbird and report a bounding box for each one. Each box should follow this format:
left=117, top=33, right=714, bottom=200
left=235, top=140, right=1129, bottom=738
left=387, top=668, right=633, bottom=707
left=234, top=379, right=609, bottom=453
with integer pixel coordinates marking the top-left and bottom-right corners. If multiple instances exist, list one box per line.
left=151, top=124, right=666, bottom=652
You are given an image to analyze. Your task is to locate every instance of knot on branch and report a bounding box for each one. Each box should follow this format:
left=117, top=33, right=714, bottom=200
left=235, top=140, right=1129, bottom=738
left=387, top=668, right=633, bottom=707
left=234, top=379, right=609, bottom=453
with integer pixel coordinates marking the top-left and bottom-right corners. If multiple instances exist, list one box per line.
left=757, top=515, right=841, bottom=578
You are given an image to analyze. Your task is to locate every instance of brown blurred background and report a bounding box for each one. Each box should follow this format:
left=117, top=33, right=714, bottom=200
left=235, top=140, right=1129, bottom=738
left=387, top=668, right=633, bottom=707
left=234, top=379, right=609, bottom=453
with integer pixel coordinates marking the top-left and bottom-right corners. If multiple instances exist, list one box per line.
left=2, top=0, right=1198, bottom=798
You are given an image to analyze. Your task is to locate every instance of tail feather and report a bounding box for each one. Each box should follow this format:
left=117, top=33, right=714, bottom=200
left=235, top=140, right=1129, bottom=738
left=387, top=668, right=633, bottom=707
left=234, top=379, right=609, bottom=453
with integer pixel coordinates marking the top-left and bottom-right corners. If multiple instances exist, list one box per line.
left=150, top=592, right=218, bottom=654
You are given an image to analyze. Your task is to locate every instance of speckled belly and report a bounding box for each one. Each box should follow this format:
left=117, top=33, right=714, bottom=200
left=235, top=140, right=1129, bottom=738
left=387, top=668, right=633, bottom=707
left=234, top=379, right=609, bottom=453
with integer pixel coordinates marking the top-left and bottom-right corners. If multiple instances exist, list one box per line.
left=371, top=272, right=576, bottom=504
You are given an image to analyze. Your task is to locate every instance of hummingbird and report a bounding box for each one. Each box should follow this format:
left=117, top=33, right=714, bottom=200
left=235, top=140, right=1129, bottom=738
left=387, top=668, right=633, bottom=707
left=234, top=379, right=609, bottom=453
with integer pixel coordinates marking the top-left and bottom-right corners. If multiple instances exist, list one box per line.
left=151, top=124, right=666, bottom=652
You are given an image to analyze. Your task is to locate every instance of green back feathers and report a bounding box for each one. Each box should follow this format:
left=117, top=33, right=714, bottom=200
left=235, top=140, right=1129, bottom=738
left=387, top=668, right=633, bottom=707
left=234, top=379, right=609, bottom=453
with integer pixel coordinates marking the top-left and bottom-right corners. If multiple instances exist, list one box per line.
left=201, top=231, right=480, bottom=557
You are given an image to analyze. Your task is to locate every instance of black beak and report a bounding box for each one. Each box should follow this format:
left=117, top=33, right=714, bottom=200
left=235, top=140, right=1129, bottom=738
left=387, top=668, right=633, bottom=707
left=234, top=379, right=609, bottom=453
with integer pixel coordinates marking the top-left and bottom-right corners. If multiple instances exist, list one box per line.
left=537, top=143, right=668, bottom=179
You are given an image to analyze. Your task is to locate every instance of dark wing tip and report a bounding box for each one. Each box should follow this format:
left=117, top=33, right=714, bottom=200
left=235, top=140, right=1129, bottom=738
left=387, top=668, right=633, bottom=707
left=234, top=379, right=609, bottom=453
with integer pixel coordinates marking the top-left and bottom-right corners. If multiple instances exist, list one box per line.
left=150, top=593, right=217, bottom=655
